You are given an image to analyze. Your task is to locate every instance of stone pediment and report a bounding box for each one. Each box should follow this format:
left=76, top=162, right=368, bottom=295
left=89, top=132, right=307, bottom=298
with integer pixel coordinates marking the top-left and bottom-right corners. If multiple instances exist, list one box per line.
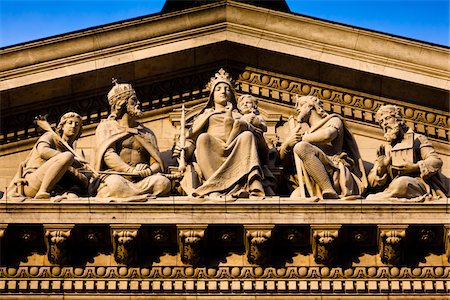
left=0, top=1, right=449, bottom=298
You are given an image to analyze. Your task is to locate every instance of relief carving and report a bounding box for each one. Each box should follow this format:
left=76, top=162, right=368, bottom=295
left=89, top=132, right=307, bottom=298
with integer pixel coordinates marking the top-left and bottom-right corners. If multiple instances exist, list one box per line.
left=245, top=226, right=274, bottom=265
left=311, top=226, right=341, bottom=265
left=279, top=95, right=367, bottom=199
left=379, top=227, right=407, bottom=265
left=111, top=226, right=140, bottom=265
left=178, top=226, right=206, bottom=265
left=44, top=226, right=73, bottom=265
left=367, top=105, right=447, bottom=201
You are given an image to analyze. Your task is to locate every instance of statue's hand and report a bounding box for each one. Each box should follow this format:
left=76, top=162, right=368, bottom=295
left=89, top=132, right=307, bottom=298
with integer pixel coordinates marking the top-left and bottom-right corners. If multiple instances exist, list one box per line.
left=285, top=132, right=303, bottom=148
left=394, top=162, right=419, bottom=175
left=225, top=102, right=233, bottom=111
left=135, top=163, right=150, bottom=171
left=136, top=168, right=152, bottom=178
left=172, top=143, right=184, bottom=158
left=375, top=155, right=390, bottom=176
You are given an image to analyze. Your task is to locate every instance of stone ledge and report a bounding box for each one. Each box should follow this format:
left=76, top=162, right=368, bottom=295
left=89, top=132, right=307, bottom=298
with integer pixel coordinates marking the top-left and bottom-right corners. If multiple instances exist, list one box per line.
left=0, top=197, right=448, bottom=225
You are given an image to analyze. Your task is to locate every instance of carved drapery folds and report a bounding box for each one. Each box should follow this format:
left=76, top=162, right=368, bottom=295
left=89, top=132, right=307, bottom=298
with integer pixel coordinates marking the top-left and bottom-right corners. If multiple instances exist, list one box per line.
left=44, top=224, right=74, bottom=265
left=178, top=225, right=206, bottom=265
left=245, top=225, right=274, bottom=265
left=379, top=226, right=407, bottom=265
left=311, top=225, right=341, bottom=265
left=111, top=225, right=140, bottom=265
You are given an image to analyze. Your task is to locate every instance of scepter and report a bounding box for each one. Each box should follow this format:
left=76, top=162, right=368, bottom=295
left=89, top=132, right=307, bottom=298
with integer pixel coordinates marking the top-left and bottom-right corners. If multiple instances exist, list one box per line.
left=34, top=115, right=100, bottom=177
left=175, top=104, right=187, bottom=173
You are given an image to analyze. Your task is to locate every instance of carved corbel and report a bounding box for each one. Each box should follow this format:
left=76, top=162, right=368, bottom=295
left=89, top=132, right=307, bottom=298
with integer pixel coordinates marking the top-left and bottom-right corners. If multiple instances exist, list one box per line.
left=379, top=225, right=407, bottom=265
left=0, top=224, right=7, bottom=240
left=178, top=225, right=207, bottom=265
left=311, top=225, right=341, bottom=265
left=445, top=225, right=450, bottom=263
left=44, top=224, right=74, bottom=265
left=245, top=225, right=274, bottom=265
left=111, top=225, right=140, bottom=265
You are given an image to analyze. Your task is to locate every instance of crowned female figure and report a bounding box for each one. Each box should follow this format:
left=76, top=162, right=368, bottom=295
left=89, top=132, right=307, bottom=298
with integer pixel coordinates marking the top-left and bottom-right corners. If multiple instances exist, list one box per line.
left=174, top=69, right=266, bottom=199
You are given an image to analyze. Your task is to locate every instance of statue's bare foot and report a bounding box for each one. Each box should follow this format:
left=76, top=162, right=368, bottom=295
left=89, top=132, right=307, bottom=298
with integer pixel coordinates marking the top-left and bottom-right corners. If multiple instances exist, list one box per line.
left=34, top=192, right=51, bottom=200
left=322, top=190, right=339, bottom=199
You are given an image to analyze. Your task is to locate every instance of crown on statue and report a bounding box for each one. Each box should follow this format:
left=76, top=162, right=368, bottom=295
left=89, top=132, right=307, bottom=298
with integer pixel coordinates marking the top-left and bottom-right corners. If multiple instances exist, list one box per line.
left=375, top=105, right=403, bottom=124
left=206, top=68, right=234, bottom=91
left=107, top=78, right=136, bottom=105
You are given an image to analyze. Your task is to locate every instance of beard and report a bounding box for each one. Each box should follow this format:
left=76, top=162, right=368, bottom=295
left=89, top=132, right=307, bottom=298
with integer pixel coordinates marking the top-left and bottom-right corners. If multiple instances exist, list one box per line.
left=127, top=103, right=143, bottom=118
left=383, top=123, right=401, bottom=143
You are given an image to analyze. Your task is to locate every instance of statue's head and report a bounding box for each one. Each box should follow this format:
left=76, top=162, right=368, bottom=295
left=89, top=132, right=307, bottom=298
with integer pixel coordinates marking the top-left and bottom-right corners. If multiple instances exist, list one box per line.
left=107, top=79, right=143, bottom=119
left=295, top=95, right=327, bottom=122
left=56, top=112, right=83, bottom=141
left=375, top=105, right=406, bottom=143
left=204, top=69, right=237, bottom=109
left=237, top=94, right=258, bottom=114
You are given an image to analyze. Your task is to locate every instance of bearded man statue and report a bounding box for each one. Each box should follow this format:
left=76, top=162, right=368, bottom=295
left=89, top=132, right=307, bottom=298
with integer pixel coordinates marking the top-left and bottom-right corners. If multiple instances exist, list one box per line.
left=94, top=80, right=171, bottom=199
left=367, top=105, right=447, bottom=200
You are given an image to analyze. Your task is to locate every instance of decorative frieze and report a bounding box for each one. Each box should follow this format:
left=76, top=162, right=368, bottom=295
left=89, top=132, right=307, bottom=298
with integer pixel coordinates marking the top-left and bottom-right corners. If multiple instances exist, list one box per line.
left=311, top=225, right=341, bottom=265
left=238, top=69, right=449, bottom=142
left=177, top=225, right=207, bottom=265
left=2, top=68, right=448, bottom=145
left=379, top=225, right=408, bottom=265
left=245, top=225, right=274, bottom=265
left=1, top=266, right=449, bottom=295
left=43, top=225, right=74, bottom=265
left=110, top=225, right=141, bottom=265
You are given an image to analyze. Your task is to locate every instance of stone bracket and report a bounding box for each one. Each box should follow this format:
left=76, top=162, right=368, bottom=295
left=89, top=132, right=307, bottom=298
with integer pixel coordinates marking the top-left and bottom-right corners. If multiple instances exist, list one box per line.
left=245, top=225, right=274, bottom=265
left=379, top=225, right=408, bottom=265
left=0, top=224, right=7, bottom=239
left=177, top=225, right=207, bottom=265
left=43, top=224, right=74, bottom=265
left=111, top=224, right=141, bottom=265
left=311, top=225, right=341, bottom=265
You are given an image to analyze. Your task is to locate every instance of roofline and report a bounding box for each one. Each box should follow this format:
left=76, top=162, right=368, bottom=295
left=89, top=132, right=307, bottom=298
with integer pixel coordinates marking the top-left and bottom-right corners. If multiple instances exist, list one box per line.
left=1, top=0, right=448, bottom=51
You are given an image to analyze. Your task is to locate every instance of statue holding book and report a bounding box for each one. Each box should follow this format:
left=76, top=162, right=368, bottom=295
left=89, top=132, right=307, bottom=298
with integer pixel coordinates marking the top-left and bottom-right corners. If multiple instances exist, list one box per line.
left=367, top=105, right=447, bottom=200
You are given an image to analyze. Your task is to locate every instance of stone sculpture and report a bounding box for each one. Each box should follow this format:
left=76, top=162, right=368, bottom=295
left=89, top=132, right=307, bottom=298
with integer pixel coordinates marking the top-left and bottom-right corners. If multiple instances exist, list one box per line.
left=173, top=69, right=266, bottom=199
left=367, top=105, right=447, bottom=200
left=237, top=94, right=275, bottom=195
left=6, top=112, right=90, bottom=199
left=280, top=95, right=367, bottom=199
left=94, top=79, right=171, bottom=199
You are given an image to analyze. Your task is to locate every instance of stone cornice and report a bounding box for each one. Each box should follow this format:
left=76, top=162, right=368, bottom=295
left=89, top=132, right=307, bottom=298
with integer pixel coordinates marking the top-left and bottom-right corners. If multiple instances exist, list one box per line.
left=1, top=1, right=448, bottom=91
left=1, top=266, right=449, bottom=297
left=0, top=198, right=448, bottom=225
